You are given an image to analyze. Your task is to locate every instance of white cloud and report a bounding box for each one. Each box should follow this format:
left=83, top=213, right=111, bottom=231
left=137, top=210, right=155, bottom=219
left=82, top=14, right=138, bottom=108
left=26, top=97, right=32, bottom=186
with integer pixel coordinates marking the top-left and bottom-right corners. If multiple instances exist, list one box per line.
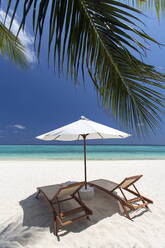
left=13, top=124, right=26, bottom=130
left=0, top=10, right=36, bottom=63
left=7, top=124, right=26, bottom=130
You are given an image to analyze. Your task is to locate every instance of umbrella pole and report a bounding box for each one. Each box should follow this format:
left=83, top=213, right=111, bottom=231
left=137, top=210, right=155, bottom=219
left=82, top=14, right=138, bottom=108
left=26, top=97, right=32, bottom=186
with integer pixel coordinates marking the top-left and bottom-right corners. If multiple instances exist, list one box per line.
left=83, top=135, right=87, bottom=189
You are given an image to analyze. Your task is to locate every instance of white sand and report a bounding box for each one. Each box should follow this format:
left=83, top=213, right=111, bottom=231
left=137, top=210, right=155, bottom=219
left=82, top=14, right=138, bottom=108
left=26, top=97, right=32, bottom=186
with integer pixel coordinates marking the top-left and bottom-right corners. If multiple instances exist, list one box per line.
left=0, top=160, right=165, bottom=248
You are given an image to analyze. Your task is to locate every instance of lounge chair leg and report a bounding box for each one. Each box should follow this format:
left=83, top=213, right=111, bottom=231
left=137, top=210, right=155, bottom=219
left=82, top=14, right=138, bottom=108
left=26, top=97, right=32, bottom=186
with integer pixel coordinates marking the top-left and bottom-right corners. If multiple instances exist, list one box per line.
left=54, top=217, right=60, bottom=241
left=142, top=199, right=149, bottom=210
left=55, top=226, right=60, bottom=241
left=55, top=225, right=60, bottom=241
left=122, top=205, right=132, bottom=220
left=77, top=191, right=82, bottom=200
left=117, top=200, right=132, bottom=220
left=36, top=189, right=41, bottom=199
left=36, top=182, right=92, bottom=241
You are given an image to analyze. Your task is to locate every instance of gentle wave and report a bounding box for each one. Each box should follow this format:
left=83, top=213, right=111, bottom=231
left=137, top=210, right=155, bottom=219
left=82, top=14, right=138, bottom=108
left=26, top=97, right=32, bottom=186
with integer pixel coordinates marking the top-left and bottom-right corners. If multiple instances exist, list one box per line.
left=0, top=145, right=165, bottom=160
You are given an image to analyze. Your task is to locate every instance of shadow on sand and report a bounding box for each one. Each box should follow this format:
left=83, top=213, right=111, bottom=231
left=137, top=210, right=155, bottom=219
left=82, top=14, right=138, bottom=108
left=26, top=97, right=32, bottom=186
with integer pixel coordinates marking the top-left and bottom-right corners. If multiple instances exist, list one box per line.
left=19, top=181, right=149, bottom=240
left=0, top=217, right=45, bottom=248
left=19, top=183, right=120, bottom=239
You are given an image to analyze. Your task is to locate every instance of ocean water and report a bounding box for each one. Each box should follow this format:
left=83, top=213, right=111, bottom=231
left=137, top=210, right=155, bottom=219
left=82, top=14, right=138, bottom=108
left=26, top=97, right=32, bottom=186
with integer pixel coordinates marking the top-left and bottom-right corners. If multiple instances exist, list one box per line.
left=0, top=145, right=165, bottom=160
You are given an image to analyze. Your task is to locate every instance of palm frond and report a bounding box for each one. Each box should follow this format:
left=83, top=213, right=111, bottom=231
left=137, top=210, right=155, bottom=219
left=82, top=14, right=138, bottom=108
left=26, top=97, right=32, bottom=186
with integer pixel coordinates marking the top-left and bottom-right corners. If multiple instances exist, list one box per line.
left=124, top=0, right=165, bottom=19
left=0, top=20, right=28, bottom=67
left=4, top=0, right=165, bottom=134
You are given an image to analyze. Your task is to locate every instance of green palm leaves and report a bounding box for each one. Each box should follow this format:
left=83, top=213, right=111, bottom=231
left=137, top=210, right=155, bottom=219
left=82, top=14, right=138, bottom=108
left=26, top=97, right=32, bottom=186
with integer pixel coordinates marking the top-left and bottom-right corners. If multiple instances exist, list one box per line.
left=4, top=0, right=165, bottom=134
left=0, top=21, right=28, bottom=67
left=126, top=0, right=165, bottom=20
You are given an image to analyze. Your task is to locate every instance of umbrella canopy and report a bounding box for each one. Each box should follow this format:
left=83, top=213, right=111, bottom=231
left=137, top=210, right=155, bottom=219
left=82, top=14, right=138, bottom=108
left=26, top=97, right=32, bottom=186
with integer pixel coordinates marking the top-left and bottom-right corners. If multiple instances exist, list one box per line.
left=36, top=116, right=130, bottom=183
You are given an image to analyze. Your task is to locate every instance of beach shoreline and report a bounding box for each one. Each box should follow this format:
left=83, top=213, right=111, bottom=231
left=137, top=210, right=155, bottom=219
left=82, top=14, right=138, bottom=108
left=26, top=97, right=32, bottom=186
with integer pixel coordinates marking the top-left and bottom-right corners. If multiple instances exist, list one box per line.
left=0, top=144, right=165, bottom=161
left=0, top=158, right=165, bottom=162
left=0, top=159, right=165, bottom=247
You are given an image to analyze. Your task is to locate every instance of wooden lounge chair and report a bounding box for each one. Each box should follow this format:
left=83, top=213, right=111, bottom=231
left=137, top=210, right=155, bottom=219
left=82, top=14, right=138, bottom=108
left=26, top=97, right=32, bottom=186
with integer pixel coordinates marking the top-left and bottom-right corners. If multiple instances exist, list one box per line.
left=36, top=181, right=92, bottom=240
left=88, top=175, right=153, bottom=219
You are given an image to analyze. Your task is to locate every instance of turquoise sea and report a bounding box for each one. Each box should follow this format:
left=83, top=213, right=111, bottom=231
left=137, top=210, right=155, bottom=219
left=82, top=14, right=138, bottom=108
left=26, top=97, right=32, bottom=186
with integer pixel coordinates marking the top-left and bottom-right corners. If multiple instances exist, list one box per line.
left=0, top=145, right=165, bottom=160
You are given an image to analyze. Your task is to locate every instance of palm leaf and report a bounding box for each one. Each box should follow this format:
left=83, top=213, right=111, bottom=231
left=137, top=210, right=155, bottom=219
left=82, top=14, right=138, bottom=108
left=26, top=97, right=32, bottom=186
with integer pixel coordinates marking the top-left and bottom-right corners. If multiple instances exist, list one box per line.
left=0, top=20, right=28, bottom=67
left=124, top=0, right=165, bottom=19
left=4, top=0, right=165, bottom=134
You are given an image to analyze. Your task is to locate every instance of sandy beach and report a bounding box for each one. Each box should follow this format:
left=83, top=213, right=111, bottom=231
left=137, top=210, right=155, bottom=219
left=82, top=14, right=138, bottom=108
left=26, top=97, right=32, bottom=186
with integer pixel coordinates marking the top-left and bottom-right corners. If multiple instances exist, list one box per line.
left=0, top=159, right=165, bottom=248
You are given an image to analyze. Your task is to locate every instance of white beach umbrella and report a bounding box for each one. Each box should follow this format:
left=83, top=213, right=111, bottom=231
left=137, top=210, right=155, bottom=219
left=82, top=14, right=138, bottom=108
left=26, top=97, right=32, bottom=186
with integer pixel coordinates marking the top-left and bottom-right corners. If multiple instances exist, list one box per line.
left=36, top=116, right=130, bottom=184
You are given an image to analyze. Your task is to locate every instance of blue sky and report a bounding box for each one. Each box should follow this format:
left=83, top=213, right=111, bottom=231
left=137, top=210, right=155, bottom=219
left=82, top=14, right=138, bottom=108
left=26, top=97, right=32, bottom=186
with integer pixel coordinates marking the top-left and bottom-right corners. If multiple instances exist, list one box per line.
left=0, top=5, right=165, bottom=145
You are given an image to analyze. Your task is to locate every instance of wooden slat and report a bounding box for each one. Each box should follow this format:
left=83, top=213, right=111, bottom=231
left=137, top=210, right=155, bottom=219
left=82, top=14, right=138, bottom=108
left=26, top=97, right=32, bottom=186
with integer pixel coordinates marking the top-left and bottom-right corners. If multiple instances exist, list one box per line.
left=60, top=215, right=88, bottom=226
left=133, top=202, right=149, bottom=209
left=128, top=197, right=141, bottom=203
left=60, top=207, right=84, bottom=218
left=125, top=188, right=153, bottom=203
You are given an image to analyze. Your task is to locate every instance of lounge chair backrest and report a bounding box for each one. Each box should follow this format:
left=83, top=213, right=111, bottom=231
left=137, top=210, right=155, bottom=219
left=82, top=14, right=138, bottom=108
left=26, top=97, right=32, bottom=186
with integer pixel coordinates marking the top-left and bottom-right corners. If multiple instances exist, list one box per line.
left=118, top=175, right=142, bottom=189
left=57, top=182, right=85, bottom=198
